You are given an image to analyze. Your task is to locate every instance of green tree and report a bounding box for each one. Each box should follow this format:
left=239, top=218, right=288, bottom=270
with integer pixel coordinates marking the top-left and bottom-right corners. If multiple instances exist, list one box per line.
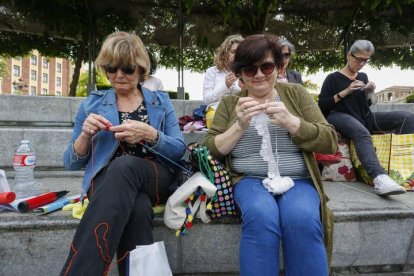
left=1, top=0, right=414, bottom=91
left=406, top=93, right=414, bottom=103
left=0, top=56, right=7, bottom=79
left=76, top=69, right=110, bottom=97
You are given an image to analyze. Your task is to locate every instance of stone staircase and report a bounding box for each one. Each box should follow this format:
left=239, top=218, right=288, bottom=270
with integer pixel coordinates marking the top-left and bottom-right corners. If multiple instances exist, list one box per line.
left=0, top=94, right=413, bottom=275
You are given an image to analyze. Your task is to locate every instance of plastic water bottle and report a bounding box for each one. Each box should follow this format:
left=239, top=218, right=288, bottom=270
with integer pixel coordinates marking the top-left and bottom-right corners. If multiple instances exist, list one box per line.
left=12, top=140, right=37, bottom=199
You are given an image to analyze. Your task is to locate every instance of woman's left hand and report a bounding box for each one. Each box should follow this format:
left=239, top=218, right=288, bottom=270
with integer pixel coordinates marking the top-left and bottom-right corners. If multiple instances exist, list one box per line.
left=264, top=101, right=301, bottom=135
left=110, top=120, right=158, bottom=144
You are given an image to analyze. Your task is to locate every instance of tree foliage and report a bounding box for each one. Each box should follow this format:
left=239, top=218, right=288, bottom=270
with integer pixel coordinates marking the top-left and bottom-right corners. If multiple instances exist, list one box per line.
left=1, top=0, right=414, bottom=95
left=0, top=56, right=7, bottom=79
left=76, top=69, right=110, bottom=97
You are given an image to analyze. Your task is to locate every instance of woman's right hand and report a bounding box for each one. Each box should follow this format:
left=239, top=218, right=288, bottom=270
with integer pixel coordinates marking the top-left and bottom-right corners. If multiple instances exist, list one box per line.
left=81, top=113, right=112, bottom=138
left=347, top=80, right=365, bottom=94
left=225, top=72, right=238, bottom=88
left=236, top=97, right=263, bottom=129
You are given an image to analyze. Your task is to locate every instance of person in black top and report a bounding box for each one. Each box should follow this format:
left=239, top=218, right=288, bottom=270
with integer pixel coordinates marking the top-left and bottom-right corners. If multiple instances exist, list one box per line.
left=319, top=39, right=414, bottom=196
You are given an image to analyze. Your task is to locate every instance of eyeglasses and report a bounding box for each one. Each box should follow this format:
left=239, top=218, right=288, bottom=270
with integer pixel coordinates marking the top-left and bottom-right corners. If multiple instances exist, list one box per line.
left=351, top=53, right=370, bottom=64
left=283, top=52, right=291, bottom=59
left=104, top=65, right=136, bottom=75
left=242, top=62, right=276, bottom=77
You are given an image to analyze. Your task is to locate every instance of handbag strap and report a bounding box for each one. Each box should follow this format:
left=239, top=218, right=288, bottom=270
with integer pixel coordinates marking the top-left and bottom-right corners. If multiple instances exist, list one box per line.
left=195, top=147, right=215, bottom=183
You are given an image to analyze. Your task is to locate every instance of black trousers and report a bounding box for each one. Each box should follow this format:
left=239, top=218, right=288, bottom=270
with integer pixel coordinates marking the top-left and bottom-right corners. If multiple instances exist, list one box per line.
left=60, top=155, right=175, bottom=276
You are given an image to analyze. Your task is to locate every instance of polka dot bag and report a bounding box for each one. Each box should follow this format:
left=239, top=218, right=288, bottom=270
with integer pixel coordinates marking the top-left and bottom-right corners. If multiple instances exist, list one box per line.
left=188, top=143, right=237, bottom=219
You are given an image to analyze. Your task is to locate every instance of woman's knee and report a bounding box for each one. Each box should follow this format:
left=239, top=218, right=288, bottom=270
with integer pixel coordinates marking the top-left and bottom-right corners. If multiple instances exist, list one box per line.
left=281, top=206, right=321, bottom=235
left=129, top=193, right=154, bottom=223
left=107, top=155, right=147, bottom=176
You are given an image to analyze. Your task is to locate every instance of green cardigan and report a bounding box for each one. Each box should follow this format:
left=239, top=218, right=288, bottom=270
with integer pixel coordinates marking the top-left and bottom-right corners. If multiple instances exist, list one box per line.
left=204, top=82, right=338, bottom=267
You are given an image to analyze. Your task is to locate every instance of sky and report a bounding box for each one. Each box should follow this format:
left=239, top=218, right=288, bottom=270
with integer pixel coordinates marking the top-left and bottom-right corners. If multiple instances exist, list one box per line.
left=153, top=65, right=414, bottom=101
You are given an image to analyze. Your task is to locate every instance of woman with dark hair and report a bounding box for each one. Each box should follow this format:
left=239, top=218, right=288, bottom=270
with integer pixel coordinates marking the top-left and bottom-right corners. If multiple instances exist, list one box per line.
left=205, top=33, right=337, bottom=275
left=319, top=39, right=412, bottom=196
left=142, top=50, right=164, bottom=91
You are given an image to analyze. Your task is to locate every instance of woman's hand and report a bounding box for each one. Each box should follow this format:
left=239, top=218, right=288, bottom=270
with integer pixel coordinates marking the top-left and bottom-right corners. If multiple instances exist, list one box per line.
left=236, top=97, right=264, bottom=130
left=82, top=113, right=112, bottom=138
left=347, top=80, right=365, bottom=94
left=264, top=101, right=301, bottom=135
left=364, top=81, right=376, bottom=93
left=225, top=72, right=238, bottom=89
left=110, top=120, right=158, bottom=144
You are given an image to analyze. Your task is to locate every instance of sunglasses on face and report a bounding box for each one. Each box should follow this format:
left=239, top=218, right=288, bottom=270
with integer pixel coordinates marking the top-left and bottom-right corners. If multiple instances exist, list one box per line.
left=283, top=52, right=291, bottom=59
left=104, top=65, right=136, bottom=75
left=351, top=53, right=370, bottom=64
left=242, top=62, right=276, bottom=77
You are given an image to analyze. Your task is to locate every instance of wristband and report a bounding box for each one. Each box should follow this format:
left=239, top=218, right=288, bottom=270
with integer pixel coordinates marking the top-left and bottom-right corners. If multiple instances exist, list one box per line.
left=336, top=93, right=343, bottom=99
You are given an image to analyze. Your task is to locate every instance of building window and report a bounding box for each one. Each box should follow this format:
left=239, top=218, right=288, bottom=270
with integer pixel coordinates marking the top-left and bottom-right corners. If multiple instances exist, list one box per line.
left=31, top=70, right=37, bottom=80
left=42, top=58, right=49, bottom=69
left=42, top=88, right=48, bottom=95
left=57, top=63, right=62, bottom=73
left=42, top=73, right=48, bottom=83
left=56, top=91, right=62, bottom=96
left=31, top=55, right=37, bottom=65
left=30, top=86, right=37, bottom=95
left=12, top=83, right=19, bottom=93
left=13, top=65, right=20, bottom=76
left=56, top=77, right=61, bottom=87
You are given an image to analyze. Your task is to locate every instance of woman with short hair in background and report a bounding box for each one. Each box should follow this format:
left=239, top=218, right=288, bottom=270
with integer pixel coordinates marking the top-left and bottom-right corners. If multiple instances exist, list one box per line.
left=277, top=38, right=303, bottom=84
left=319, top=39, right=413, bottom=196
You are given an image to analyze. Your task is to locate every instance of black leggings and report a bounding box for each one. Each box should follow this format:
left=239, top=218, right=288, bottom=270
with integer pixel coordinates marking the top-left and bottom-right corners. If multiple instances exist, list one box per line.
left=60, top=155, right=174, bottom=276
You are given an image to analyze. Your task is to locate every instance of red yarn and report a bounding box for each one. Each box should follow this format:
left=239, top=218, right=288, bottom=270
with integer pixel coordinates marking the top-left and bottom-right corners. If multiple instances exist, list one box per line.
left=63, top=242, right=78, bottom=276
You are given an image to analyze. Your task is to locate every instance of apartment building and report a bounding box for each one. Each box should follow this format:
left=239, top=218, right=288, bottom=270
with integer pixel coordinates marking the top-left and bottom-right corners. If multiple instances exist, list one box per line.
left=375, top=86, right=414, bottom=103
left=0, top=50, right=73, bottom=96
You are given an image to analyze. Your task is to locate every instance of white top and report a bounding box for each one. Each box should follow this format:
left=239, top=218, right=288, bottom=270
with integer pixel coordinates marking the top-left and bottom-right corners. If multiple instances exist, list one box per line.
left=202, top=66, right=241, bottom=109
left=142, top=76, right=164, bottom=91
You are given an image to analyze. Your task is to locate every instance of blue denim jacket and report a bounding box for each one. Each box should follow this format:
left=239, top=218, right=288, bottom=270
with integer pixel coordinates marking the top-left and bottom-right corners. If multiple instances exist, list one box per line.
left=63, top=87, right=186, bottom=194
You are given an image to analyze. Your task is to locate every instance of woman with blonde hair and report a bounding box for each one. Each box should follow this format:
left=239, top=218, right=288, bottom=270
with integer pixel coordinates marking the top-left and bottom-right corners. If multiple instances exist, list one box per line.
left=60, top=31, right=185, bottom=275
left=203, top=34, right=244, bottom=127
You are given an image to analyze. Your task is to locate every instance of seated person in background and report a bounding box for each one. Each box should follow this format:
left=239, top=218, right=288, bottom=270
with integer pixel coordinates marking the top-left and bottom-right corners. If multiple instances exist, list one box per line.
left=142, top=49, right=164, bottom=91
left=60, top=31, right=185, bottom=275
left=203, top=34, right=244, bottom=128
left=205, top=33, right=337, bottom=275
left=277, top=38, right=303, bottom=84
left=319, top=39, right=413, bottom=196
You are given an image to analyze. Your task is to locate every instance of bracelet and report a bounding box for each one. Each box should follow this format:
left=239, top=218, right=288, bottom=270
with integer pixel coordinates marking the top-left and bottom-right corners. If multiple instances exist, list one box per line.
left=336, top=93, right=343, bottom=99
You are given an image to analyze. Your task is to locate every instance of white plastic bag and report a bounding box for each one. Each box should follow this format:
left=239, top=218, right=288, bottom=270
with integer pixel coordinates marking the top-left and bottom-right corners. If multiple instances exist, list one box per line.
left=129, top=241, right=172, bottom=276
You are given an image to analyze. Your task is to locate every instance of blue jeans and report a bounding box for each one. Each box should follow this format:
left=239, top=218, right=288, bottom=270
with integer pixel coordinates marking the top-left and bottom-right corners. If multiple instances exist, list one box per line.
left=234, top=177, right=328, bottom=276
left=327, top=111, right=414, bottom=178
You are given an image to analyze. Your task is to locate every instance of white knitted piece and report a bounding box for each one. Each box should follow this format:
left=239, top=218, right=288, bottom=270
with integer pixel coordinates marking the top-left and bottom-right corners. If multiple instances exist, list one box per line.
left=251, top=112, right=294, bottom=195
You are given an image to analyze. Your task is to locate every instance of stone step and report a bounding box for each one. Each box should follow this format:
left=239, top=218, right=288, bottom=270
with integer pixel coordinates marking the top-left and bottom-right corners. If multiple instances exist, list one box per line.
left=1, top=176, right=413, bottom=275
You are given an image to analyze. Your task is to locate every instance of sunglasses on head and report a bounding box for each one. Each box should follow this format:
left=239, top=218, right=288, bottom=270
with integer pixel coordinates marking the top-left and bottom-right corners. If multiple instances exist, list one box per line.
left=242, top=62, right=276, bottom=77
left=104, top=65, right=136, bottom=75
left=351, top=53, right=370, bottom=64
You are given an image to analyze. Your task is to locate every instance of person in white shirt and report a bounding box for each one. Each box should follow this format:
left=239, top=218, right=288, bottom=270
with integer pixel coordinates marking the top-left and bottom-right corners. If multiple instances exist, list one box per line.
left=203, top=34, right=244, bottom=127
left=142, top=50, right=164, bottom=91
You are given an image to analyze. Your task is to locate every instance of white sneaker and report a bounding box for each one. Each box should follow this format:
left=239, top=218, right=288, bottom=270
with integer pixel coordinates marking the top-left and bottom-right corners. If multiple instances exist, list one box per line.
left=373, top=174, right=406, bottom=196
